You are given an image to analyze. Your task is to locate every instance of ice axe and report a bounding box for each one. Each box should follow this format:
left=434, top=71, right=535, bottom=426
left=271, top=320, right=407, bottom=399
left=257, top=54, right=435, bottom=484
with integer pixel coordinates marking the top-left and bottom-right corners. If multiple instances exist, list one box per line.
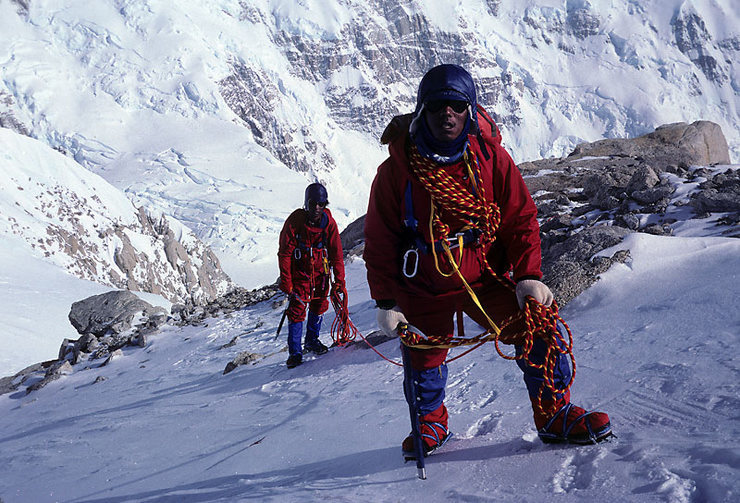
left=274, top=294, right=305, bottom=340
left=274, top=306, right=289, bottom=340
left=399, top=323, right=427, bottom=480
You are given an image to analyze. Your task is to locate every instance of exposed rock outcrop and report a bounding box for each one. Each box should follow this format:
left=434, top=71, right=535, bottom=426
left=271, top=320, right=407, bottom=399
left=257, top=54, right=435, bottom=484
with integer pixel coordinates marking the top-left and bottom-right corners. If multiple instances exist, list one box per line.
left=569, top=121, right=731, bottom=167
left=67, top=290, right=168, bottom=339
left=519, top=121, right=735, bottom=303
left=2, top=290, right=169, bottom=396
left=1, top=128, right=233, bottom=307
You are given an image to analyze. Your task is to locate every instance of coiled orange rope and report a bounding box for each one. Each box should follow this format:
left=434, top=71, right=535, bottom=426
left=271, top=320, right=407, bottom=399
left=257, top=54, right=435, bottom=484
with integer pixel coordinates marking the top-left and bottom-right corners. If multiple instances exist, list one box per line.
left=329, top=285, right=358, bottom=347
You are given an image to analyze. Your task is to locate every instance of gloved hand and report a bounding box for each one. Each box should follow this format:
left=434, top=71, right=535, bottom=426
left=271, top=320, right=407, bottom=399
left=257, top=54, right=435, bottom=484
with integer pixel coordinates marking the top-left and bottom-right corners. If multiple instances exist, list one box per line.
left=515, top=279, right=554, bottom=309
left=331, top=280, right=346, bottom=298
left=376, top=305, right=408, bottom=338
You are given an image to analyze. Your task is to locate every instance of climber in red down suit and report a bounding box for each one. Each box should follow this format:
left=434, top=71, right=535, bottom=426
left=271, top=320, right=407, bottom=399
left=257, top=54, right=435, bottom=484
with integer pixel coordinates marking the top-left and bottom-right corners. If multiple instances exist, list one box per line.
left=278, top=182, right=345, bottom=368
left=363, top=64, right=612, bottom=457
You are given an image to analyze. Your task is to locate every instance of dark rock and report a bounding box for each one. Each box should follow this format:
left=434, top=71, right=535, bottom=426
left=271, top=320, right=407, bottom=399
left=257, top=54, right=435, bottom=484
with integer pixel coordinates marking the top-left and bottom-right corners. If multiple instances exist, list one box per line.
left=223, top=351, right=262, bottom=374
left=690, top=169, right=740, bottom=213
left=542, top=226, right=631, bottom=304
left=340, top=214, right=366, bottom=257
left=68, top=290, right=167, bottom=337
left=616, top=212, right=641, bottom=230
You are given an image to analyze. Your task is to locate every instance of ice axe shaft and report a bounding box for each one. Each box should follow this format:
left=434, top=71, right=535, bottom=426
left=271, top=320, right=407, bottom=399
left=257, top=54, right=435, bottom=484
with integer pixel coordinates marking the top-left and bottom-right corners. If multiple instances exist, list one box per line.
left=401, top=338, right=426, bottom=479
left=275, top=294, right=307, bottom=340
left=274, top=305, right=289, bottom=340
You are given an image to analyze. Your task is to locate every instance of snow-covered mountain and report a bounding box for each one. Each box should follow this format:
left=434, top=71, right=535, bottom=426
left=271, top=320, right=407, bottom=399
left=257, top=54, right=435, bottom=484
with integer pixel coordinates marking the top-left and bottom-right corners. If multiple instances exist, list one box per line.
left=0, top=128, right=231, bottom=305
left=1, top=0, right=738, bottom=289
left=1, top=1, right=738, bottom=499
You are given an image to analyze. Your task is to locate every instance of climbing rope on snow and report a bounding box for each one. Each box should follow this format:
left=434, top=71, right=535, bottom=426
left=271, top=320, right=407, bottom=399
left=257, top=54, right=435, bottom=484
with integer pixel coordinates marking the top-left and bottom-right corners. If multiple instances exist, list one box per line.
left=329, top=283, right=359, bottom=347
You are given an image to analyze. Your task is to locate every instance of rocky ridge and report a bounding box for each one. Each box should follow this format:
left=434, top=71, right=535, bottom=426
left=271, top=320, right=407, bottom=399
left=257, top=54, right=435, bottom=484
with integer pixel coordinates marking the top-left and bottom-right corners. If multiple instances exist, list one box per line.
left=0, top=129, right=233, bottom=307
left=516, top=120, right=734, bottom=304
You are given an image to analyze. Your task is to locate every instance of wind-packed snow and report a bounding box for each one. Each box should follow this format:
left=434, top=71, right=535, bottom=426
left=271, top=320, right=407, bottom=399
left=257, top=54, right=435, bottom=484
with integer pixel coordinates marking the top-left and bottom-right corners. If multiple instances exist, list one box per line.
left=0, top=215, right=738, bottom=502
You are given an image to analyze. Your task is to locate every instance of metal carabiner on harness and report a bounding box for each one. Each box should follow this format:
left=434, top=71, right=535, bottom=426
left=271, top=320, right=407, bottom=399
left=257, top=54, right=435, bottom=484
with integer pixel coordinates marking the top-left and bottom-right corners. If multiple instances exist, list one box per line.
left=402, top=248, right=419, bottom=278
left=293, top=248, right=301, bottom=260
left=447, top=231, right=467, bottom=250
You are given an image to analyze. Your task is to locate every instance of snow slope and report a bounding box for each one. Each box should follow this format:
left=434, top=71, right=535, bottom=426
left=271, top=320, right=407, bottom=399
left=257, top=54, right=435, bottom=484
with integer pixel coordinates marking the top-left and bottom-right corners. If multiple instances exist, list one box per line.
left=0, top=233, right=173, bottom=376
left=0, top=227, right=737, bottom=502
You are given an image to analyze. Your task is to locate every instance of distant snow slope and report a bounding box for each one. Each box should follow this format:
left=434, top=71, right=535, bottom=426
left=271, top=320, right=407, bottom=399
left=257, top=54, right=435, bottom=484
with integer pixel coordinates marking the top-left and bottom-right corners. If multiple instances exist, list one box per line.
left=0, top=128, right=232, bottom=306
left=0, top=229, right=737, bottom=502
left=0, top=236, right=171, bottom=376
left=1, top=0, right=737, bottom=288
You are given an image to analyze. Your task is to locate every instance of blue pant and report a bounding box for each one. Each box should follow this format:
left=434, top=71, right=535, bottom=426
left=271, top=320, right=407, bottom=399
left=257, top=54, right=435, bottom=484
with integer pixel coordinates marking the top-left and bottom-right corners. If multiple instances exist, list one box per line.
left=404, top=363, right=448, bottom=416
left=287, top=311, right=323, bottom=355
left=516, top=323, right=572, bottom=401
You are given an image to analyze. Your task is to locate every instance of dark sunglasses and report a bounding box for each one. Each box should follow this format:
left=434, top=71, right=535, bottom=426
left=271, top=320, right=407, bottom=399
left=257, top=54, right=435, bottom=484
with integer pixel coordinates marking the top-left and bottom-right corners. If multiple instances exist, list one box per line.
left=308, top=199, right=328, bottom=208
left=425, top=99, right=469, bottom=114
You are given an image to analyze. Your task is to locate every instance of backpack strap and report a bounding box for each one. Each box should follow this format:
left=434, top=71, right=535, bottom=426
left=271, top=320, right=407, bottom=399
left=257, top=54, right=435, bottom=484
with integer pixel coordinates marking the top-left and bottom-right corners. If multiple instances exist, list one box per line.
left=402, top=182, right=429, bottom=254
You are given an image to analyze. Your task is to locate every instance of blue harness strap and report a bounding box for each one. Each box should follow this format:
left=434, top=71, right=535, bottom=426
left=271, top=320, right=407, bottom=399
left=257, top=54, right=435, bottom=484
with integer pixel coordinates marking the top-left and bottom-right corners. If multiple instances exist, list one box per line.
left=401, top=180, right=481, bottom=255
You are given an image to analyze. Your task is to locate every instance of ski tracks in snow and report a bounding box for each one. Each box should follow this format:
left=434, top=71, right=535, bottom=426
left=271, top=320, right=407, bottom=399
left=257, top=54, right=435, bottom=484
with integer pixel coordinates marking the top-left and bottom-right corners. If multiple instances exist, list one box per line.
left=607, top=386, right=740, bottom=502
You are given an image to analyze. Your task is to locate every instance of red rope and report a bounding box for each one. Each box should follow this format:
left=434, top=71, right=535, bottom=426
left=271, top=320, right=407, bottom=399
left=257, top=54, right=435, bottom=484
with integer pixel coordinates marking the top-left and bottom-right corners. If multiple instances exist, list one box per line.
left=329, top=285, right=358, bottom=347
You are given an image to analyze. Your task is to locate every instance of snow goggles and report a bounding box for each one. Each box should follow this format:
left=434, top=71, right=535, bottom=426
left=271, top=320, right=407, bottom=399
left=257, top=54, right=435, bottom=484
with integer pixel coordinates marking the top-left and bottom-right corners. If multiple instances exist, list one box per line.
left=425, top=99, right=469, bottom=114
left=308, top=199, right=328, bottom=208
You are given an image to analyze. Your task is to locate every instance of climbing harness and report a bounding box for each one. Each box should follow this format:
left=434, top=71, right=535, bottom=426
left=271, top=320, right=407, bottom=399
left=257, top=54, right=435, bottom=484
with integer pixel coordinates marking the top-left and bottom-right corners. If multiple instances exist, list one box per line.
left=288, top=210, right=331, bottom=312
left=400, top=164, right=484, bottom=278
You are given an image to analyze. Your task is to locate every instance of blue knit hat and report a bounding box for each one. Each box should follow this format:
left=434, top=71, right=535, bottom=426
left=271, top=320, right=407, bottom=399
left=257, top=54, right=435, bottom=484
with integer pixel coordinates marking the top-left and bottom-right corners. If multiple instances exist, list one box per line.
left=410, top=64, right=477, bottom=163
left=415, top=64, right=477, bottom=124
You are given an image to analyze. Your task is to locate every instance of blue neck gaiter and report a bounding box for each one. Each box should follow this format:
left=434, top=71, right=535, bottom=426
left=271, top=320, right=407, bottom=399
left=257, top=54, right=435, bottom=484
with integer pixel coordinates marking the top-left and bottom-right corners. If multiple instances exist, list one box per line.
left=410, top=108, right=471, bottom=165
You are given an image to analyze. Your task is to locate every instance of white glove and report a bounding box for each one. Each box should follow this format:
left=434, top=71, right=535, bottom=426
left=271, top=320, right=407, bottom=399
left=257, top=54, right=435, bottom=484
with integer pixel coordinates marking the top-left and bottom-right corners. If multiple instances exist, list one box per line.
left=376, top=305, right=408, bottom=338
left=515, top=279, right=554, bottom=309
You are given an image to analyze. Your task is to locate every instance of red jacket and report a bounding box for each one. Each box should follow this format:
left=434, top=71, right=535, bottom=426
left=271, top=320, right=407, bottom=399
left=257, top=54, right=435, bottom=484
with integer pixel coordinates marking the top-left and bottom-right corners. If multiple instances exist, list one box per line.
left=363, top=108, right=542, bottom=302
left=278, top=208, right=345, bottom=294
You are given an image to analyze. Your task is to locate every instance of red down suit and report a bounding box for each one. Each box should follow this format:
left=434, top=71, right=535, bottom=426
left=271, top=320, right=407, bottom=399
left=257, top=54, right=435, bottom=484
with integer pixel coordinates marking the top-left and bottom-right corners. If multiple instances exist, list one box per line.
left=363, top=108, right=543, bottom=368
left=278, top=208, right=345, bottom=322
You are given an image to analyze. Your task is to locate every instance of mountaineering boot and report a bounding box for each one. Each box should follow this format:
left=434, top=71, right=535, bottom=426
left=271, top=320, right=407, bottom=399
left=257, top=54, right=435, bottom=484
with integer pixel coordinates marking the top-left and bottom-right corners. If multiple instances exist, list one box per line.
left=532, top=391, right=612, bottom=444
left=304, top=311, right=328, bottom=355
left=286, top=354, right=302, bottom=368
left=516, top=332, right=612, bottom=443
left=513, top=330, right=609, bottom=442
left=402, top=403, right=452, bottom=458
left=286, top=321, right=303, bottom=368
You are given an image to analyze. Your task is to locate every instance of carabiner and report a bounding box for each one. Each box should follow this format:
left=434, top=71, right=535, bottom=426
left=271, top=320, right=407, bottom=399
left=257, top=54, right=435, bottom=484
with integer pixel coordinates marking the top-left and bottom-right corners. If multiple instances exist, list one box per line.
left=402, top=248, right=419, bottom=278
